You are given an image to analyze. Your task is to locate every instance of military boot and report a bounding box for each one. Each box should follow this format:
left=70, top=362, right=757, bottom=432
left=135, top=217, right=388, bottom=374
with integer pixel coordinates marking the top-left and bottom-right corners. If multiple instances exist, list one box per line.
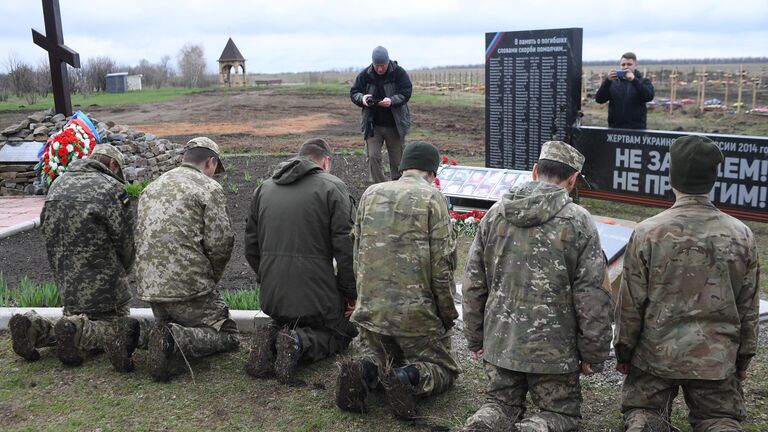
left=335, top=358, right=378, bottom=413
left=104, top=317, right=141, bottom=373
left=274, top=327, right=301, bottom=384
left=9, top=314, right=40, bottom=361
left=148, top=321, right=175, bottom=382
left=385, top=366, right=419, bottom=420
left=54, top=317, right=83, bottom=366
left=244, top=323, right=278, bottom=378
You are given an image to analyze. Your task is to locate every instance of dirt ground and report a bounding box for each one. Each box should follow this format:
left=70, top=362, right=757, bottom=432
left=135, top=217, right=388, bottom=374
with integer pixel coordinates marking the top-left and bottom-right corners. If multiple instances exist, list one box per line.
left=1, top=87, right=766, bottom=290
left=0, top=87, right=484, bottom=154
left=0, top=154, right=371, bottom=302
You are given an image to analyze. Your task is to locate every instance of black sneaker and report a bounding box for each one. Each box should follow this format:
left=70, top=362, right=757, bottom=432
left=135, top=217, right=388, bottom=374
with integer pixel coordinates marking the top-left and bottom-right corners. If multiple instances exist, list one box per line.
left=9, top=314, right=40, bottom=361
left=385, top=367, right=418, bottom=420
left=274, top=327, right=301, bottom=384
left=148, top=321, right=175, bottom=382
left=244, top=323, right=278, bottom=378
left=335, top=358, right=375, bottom=413
left=105, top=317, right=141, bottom=373
left=54, top=317, right=83, bottom=367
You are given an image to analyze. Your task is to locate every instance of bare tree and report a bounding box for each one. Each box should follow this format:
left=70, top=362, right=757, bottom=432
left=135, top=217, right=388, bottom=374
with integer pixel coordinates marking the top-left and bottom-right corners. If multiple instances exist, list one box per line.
left=6, top=54, right=37, bottom=104
left=178, top=44, right=207, bottom=88
left=84, top=56, right=117, bottom=92
left=158, top=55, right=173, bottom=88
left=34, top=58, right=52, bottom=98
left=68, top=64, right=90, bottom=98
left=0, top=73, right=9, bottom=102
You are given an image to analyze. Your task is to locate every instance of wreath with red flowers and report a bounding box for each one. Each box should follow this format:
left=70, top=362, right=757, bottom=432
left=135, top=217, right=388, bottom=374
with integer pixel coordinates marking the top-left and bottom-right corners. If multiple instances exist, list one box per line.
left=41, top=121, right=97, bottom=184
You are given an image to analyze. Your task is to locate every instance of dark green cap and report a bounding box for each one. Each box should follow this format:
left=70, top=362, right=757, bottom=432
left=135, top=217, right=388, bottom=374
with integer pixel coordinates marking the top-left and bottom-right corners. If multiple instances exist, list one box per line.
left=669, top=135, right=723, bottom=194
left=399, top=141, right=440, bottom=174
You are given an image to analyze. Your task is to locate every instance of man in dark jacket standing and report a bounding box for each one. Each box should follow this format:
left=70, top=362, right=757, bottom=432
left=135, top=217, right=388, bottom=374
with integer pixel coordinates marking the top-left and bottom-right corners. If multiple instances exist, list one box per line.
left=595, top=52, right=654, bottom=129
left=350, top=46, right=412, bottom=183
left=244, top=138, right=357, bottom=384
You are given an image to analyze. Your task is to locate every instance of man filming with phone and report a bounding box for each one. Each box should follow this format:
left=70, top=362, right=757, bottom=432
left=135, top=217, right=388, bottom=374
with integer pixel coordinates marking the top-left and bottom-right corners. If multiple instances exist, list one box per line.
left=595, top=52, right=655, bottom=129
left=350, top=46, right=412, bottom=183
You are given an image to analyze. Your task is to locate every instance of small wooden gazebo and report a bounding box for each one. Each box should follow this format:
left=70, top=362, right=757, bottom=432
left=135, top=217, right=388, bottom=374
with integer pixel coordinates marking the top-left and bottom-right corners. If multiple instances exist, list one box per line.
left=218, top=38, right=246, bottom=87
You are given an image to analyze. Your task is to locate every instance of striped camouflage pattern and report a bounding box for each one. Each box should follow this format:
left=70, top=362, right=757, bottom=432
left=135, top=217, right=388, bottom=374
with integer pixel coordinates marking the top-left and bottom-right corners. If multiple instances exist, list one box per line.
left=41, top=158, right=134, bottom=315
left=614, top=195, right=760, bottom=380
left=351, top=172, right=458, bottom=337
left=462, top=181, right=611, bottom=374
left=136, top=164, right=234, bottom=302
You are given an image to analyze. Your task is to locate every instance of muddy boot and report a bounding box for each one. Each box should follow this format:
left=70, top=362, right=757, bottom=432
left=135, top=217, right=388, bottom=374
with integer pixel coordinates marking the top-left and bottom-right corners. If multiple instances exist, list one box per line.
left=274, top=327, right=301, bottom=384
left=54, top=317, right=83, bottom=367
left=105, top=317, right=141, bottom=373
left=385, top=366, right=419, bottom=420
left=458, top=424, right=495, bottom=432
left=244, top=323, right=278, bottom=379
left=148, top=321, right=175, bottom=383
left=335, top=358, right=378, bottom=413
left=9, top=314, right=41, bottom=361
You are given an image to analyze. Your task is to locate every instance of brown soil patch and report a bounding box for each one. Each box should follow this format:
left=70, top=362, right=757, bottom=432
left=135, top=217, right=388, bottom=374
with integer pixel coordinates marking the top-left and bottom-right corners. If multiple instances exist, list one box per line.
left=136, top=113, right=340, bottom=138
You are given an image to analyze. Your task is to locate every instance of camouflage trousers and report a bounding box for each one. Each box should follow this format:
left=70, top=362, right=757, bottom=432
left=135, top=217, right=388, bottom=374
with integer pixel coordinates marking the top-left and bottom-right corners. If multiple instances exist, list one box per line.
left=464, top=361, right=581, bottom=432
left=270, top=315, right=357, bottom=362
left=20, top=305, right=150, bottom=353
left=150, top=291, right=239, bottom=359
left=357, top=326, right=460, bottom=396
left=622, top=366, right=746, bottom=432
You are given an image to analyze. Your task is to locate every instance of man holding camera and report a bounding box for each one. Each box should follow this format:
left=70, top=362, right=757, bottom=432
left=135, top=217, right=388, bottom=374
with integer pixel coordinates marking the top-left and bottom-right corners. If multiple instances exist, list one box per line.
left=350, top=46, right=412, bottom=183
left=595, top=52, right=654, bottom=129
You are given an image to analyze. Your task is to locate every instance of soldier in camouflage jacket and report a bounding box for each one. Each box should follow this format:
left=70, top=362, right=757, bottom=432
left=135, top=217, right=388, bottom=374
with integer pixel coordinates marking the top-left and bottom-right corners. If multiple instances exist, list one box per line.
left=614, top=136, right=760, bottom=432
left=335, top=141, right=460, bottom=420
left=10, top=144, right=146, bottom=372
left=135, top=137, right=239, bottom=382
left=462, top=141, right=612, bottom=432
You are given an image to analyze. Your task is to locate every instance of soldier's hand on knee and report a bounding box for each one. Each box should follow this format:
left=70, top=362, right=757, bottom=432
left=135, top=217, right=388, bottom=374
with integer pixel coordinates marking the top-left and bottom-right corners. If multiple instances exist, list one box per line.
left=737, top=369, right=748, bottom=381
left=616, top=362, right=630, bottom=375
left=580, top=361, right=594, bottom=375
left=471, top=349, right=484, bottom=360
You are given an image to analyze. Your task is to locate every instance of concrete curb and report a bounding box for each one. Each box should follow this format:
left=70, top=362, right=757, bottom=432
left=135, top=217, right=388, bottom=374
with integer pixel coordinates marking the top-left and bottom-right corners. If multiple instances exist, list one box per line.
left=0, top=307, right=270, bottom=333
left=0, top=217, right=40, bottom=239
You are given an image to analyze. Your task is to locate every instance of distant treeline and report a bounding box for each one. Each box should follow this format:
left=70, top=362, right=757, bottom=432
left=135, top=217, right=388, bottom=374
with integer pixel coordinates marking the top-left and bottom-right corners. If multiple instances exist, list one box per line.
left=583, top=57, right=768, bottom=66
left=404, top=58, right=768, bottom=71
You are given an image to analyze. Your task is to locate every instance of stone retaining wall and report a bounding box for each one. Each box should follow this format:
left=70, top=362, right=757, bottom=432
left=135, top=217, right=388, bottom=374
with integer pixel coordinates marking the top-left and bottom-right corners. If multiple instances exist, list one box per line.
left=0, top=109, right=184, bottom=195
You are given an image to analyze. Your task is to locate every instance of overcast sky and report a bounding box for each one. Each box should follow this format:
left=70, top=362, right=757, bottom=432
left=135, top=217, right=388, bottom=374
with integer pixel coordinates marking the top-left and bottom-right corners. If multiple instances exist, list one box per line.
left=1, top=0, right=767, bottom=74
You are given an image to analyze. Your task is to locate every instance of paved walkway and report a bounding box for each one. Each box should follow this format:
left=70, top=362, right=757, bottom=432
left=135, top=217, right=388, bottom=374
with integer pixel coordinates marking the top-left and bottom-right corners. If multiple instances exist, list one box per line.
left=0, top=196, right=44, bottom=238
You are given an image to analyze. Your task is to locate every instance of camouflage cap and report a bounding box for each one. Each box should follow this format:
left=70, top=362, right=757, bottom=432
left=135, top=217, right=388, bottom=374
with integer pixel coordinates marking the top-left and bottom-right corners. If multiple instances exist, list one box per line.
left=538, top=141, right=585, bottom=172
left=91, top=144, right=125, bottom=172
left=186, top=137, right=225, bottom=174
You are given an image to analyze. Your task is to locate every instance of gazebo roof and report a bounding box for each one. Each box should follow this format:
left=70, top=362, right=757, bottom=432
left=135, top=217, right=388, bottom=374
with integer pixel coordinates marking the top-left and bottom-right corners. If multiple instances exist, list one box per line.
left=218, top=38, right=245, bottom=62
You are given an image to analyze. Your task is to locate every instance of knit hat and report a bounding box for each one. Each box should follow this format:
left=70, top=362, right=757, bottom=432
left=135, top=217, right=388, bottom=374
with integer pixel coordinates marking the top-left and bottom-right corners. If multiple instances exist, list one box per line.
left=670, top=135, right=723, bottom=194
left=186, top=137, right=225, bottom=174
left=91, top=144, right=125, bottom=173
left=372, top=46, right=389, bottom=64
left=399, top=141, right=440, bottom=174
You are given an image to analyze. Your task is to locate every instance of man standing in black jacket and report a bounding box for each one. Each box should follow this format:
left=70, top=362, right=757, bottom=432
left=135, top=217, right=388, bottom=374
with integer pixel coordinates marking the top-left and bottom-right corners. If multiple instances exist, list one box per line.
left=595, top=52, right=655, bottom=129
left=244, top=138, right=357, bottom=384
left=351, top=46, right=412, bottom=183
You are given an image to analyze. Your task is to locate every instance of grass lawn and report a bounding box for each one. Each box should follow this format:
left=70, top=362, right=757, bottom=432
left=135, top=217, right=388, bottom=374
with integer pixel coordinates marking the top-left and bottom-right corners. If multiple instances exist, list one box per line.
left=1, top=327, right=766, bottom=431
left=0, top=87, right=210, bottom=112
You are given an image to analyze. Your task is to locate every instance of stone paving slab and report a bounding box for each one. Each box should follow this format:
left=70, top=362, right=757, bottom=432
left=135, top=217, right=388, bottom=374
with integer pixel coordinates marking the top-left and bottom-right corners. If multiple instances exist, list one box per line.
left=0, top=196, right=44, bottom=237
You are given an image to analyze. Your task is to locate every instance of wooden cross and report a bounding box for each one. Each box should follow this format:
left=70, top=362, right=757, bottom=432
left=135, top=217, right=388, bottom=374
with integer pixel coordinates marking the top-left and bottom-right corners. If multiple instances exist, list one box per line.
left=32, top=0, right=80, bottom=116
